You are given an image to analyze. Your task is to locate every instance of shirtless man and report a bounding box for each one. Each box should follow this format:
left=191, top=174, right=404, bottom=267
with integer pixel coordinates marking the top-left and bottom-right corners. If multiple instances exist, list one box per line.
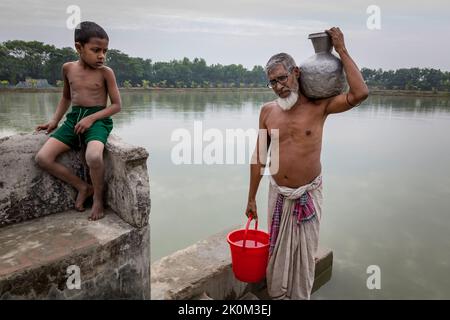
left=35, top=21, right=121, bottom=221
left=245, top=27, right=369, bottom=299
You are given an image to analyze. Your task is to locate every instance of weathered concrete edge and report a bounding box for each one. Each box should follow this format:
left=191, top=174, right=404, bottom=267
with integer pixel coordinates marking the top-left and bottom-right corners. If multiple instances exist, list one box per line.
left=0, top=133, right=150, bottom=229
left=106, top=134, right=149, bottom=163
left=312, top=249, right=333, bottom=294
left=151, top=226, right=248, bottom=300
left=0, top=225, right=150, bottom=300
left=104, top=134, right=151, bottom=228
left=151, top=227, right=333, bottom=300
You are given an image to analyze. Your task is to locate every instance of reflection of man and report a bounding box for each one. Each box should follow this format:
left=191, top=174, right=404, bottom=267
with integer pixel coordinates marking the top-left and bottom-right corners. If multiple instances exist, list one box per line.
left=245, top=27, right=369, bottom=299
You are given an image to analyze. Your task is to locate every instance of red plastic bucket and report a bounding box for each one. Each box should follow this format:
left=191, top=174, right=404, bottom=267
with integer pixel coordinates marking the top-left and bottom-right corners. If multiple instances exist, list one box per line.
left=227, top=216, right=270, bottom=283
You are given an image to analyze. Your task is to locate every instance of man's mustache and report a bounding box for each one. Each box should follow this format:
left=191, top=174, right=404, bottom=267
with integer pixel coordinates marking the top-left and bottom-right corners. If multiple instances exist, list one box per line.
left=280, top=86, right=299, bottom=95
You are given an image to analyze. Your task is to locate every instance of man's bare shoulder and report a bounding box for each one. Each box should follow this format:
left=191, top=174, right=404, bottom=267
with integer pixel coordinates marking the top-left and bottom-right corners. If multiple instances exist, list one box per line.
left=259, top=101, right=278, bottom=127
left=260, top=100, right=278, bottom=115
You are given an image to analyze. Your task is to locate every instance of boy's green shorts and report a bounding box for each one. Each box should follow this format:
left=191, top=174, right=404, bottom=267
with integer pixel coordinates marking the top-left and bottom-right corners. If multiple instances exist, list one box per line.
left=50, top=106, right=113, bottom=150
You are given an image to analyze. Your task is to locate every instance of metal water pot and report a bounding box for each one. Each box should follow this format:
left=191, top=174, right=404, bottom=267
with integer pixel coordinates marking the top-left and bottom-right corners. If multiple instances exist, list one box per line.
left=299, top=32, right=346, bottom=99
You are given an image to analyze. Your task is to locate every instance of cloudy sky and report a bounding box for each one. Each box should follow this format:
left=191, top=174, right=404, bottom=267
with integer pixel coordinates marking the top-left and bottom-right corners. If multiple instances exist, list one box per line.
left=1, top=0, right=449, bottom=70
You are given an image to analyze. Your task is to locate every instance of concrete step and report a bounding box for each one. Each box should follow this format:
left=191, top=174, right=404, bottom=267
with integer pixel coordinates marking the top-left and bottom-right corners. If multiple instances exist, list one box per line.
left=151, top=226, right=333, bottom=300
left=0, top=209, right=149, bottom=299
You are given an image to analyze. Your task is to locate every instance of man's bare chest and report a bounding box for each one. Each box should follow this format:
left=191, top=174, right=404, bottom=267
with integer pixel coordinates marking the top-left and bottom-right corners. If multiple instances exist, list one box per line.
left=266, top=110, right=325, bottom=142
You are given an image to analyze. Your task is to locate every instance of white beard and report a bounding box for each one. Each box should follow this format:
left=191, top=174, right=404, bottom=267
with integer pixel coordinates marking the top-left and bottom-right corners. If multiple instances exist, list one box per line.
left=277, top=91, right=299, bottom=111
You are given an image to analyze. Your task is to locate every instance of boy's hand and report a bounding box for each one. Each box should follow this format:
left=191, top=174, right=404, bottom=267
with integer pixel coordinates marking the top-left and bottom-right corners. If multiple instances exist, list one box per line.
left=74, top=116, right=95, bottom=135
left=325, top=27, right=346, bottom=54
left=245, top=200, right=258, bottom=220
left=36, top=120, right=58, bottom=134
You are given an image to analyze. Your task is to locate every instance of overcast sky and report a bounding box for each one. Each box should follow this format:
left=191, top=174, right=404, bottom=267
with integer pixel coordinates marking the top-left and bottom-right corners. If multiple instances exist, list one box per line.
left=1, top=0, right=449, bottom=70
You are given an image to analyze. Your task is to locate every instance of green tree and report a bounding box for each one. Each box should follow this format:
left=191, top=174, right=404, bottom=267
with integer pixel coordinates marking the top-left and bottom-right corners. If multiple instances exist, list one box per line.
left=44, top=47, right=77, bottom=85
left=3, top=40, right=449, bottom=92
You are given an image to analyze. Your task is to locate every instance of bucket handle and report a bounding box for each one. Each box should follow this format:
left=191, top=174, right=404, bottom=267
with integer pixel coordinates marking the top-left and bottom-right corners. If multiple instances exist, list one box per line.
left=243, top=216, right=258, bottom=249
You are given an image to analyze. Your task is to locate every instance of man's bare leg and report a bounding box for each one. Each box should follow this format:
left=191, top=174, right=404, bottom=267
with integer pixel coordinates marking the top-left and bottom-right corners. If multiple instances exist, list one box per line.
left=85, top=140, right=105, bottom=221
left=35, top=138, right=93, bottom=211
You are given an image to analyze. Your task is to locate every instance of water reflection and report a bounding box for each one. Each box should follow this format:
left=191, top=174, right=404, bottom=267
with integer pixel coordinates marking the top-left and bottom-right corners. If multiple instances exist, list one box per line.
left=2, top=92, right=450, bottom=133
left=1, top=91, right=450, bottom=299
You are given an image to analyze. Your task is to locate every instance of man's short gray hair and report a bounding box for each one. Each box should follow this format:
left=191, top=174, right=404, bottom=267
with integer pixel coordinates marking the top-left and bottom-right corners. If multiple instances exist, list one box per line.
left=265, top=53, right=297, bottom=76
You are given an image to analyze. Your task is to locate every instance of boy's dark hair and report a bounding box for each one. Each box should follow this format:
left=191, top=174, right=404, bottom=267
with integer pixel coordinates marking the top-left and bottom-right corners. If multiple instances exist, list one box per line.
left=74, top=21, right=109, bottom=45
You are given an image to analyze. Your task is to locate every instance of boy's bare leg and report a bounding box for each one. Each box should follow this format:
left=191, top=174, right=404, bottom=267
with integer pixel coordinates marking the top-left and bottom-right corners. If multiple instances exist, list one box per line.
left=85, top=140, right=105, bottom=221
left=35, top=138, right=94, bottom=211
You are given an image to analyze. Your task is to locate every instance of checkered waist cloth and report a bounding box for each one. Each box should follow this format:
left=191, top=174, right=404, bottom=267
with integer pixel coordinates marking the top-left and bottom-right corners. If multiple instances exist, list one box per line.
left=269, top=191, right=317, bottom=255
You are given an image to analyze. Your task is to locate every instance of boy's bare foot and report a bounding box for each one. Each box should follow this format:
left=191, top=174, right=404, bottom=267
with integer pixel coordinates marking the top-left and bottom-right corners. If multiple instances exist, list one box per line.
left=88, top=200, right=104, bottom=221
left=75, top=185, right=94, bottom=211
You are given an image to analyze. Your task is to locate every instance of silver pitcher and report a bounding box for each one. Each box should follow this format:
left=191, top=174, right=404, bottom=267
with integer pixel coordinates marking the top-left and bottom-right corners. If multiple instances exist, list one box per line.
left=299, top=32, right=346, bottom=99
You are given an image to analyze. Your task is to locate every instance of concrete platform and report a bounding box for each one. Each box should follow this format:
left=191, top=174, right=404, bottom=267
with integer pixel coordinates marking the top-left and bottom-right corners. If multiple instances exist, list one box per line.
left=0, top=209, right=132, bottom=277
left=0, top=133, right=151, bottom=299
left=0, top=209, right=150, bottom=299
left=151, top=226, right=332, bottom=300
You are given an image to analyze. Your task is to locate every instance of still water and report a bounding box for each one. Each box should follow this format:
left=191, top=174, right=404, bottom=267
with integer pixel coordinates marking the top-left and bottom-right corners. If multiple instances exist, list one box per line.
left=1, top=90, right=450, bottom=299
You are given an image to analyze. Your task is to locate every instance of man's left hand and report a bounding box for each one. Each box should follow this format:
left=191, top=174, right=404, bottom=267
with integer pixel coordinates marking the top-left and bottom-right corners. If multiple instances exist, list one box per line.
left=74, top=116, right=95, bottom=135
left=326, top=27, right=346, bottom=53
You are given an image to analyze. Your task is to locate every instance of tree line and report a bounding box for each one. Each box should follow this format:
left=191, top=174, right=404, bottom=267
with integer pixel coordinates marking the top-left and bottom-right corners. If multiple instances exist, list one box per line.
left=361, top=68, right=450, bottom=92
left=0, top=40, right=265, bottom=88
left=1, top=40, right=449, bottom=91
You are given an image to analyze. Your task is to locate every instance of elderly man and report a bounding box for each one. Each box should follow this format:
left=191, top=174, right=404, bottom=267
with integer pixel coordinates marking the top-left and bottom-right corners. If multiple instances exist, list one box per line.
left=245, top=27, right=369, bottom=300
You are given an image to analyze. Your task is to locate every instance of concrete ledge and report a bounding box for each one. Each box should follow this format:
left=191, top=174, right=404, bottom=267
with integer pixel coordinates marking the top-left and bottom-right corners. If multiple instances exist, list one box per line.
left=0, top=209, right=150, bottom=299
left=0, top=133, right=150, bottom=229
left=0, top=132, right=151, bottom=299
left=0, top=133, right=85, bottom=227
left=104, top=135, right=151, bottom=228
left=312, top=247, right=333, bottom=293
left=151, top=227, right=333, bottom=300
left=151, top=226, right=247, bottom=300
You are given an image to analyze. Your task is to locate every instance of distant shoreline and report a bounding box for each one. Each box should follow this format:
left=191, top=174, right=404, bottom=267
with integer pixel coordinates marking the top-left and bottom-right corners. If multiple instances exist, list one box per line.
left=0, top=87, right=449, bottom=98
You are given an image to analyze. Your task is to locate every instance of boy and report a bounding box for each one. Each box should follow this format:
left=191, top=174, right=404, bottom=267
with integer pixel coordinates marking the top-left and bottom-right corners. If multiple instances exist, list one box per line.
left=35, top=21, right=121, bottom=221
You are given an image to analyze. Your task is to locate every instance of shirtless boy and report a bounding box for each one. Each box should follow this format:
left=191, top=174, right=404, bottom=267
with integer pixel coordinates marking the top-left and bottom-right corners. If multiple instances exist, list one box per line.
left=35, top=21, right=121, bottom=221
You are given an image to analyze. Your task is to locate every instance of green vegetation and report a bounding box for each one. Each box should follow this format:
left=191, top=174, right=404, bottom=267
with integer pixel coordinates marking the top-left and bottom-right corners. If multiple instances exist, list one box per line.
left=0, top=40, right=266, bottom=88
left=1, top=40, right=449, bottom=91
left=361, top=68, right=450, bottom=92
left=0, top=40, right=77, bottom=85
